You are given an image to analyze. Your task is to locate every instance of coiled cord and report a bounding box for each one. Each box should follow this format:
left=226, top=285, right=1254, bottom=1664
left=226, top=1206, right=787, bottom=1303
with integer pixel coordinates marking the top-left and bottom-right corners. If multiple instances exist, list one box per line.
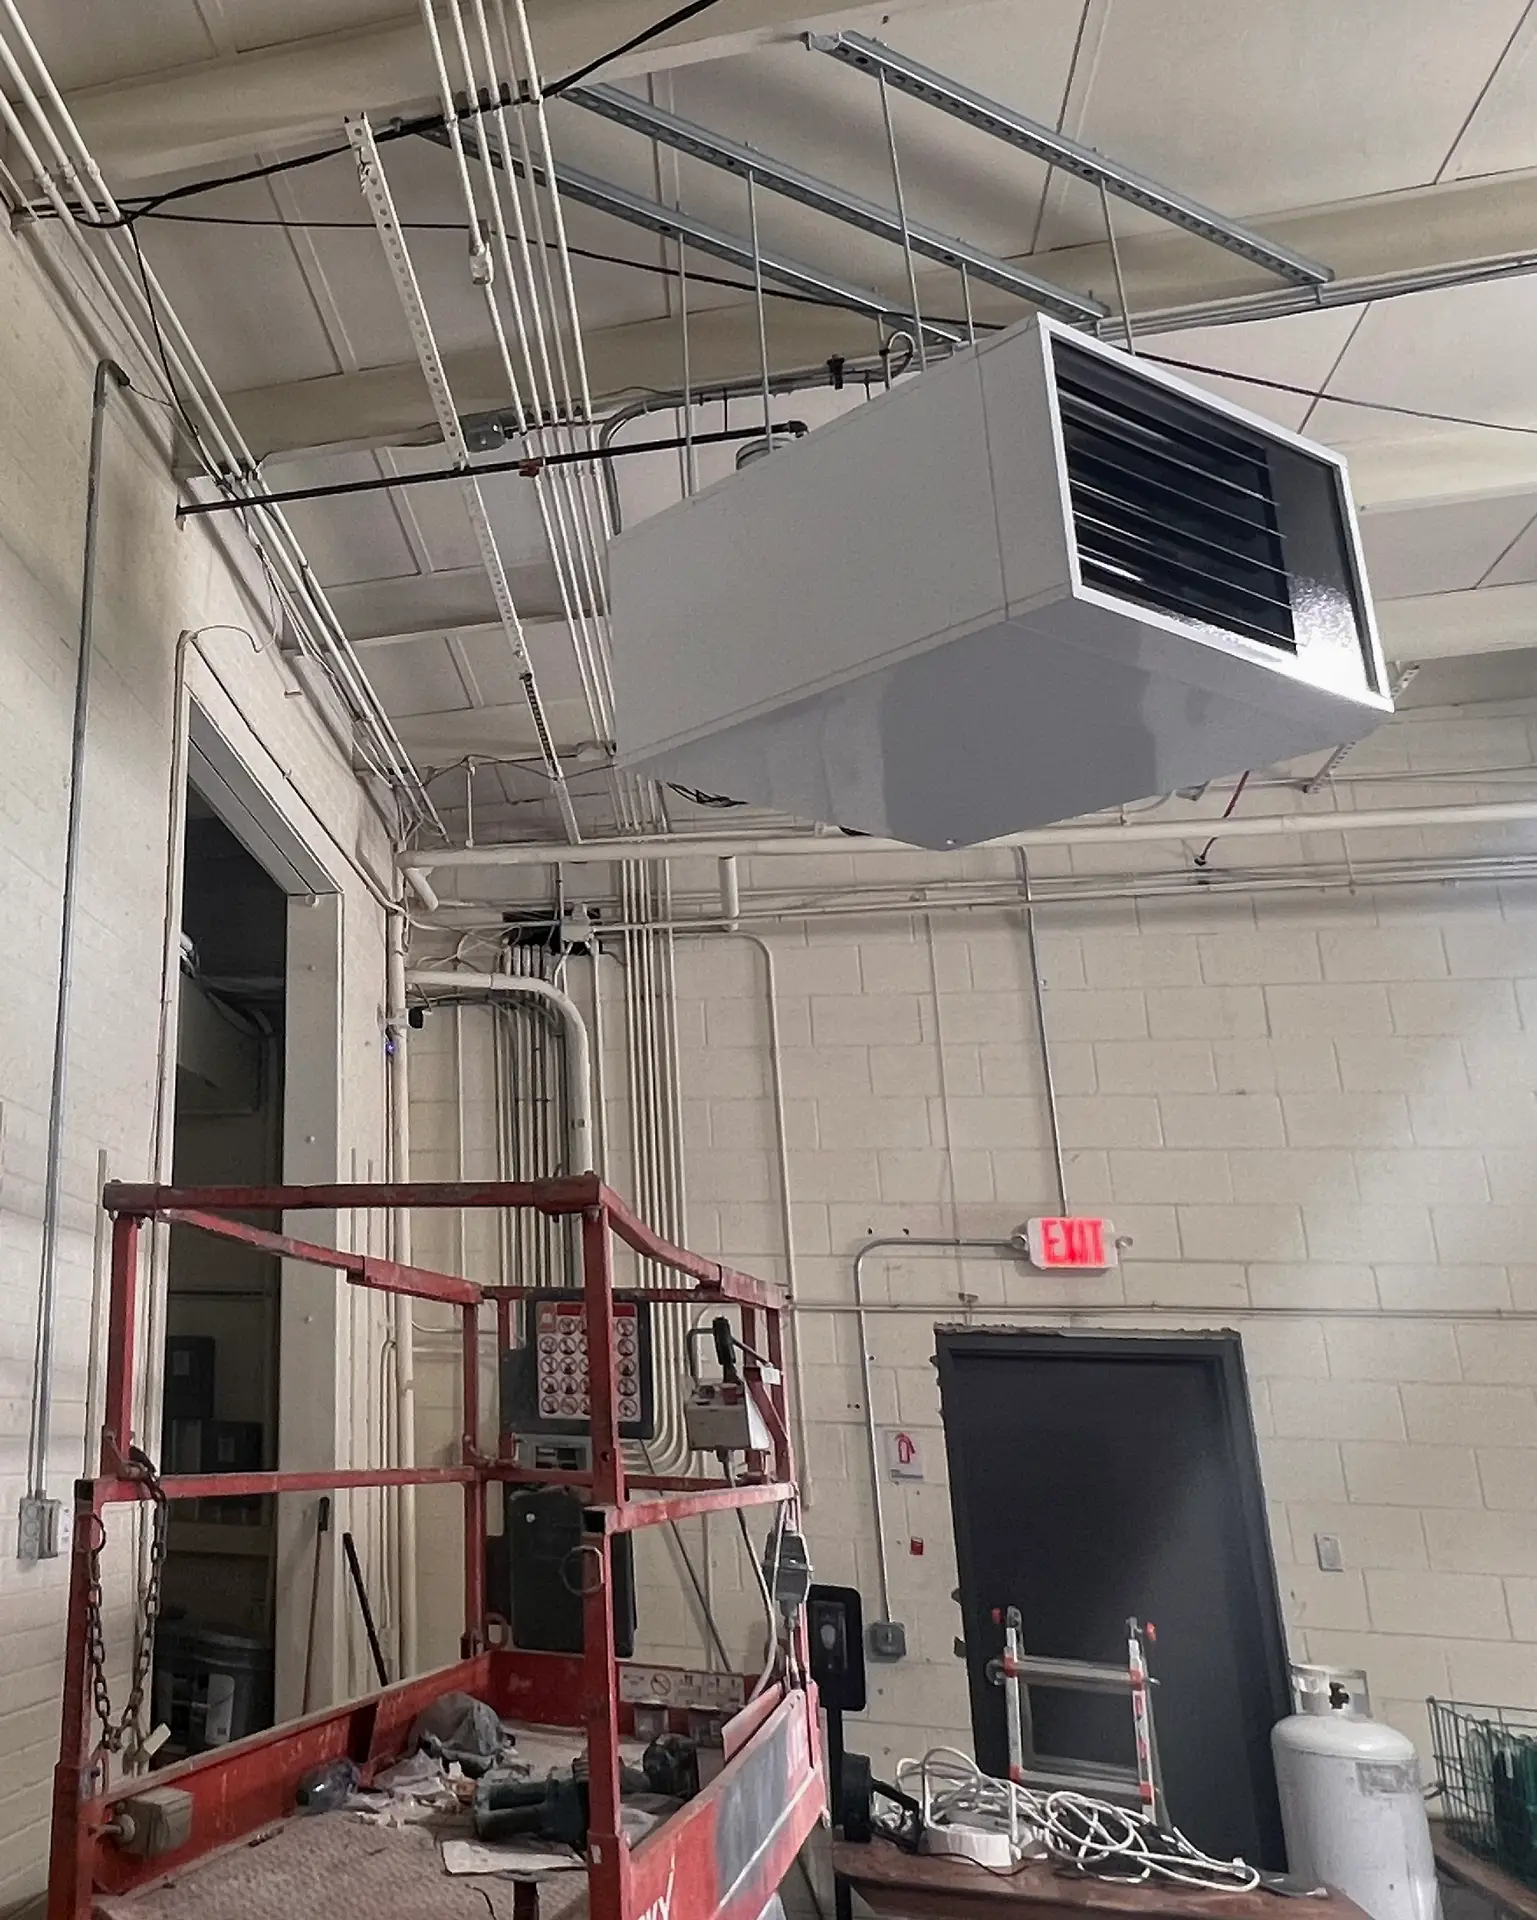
left=894, top=1749, right=1261, bottom=1892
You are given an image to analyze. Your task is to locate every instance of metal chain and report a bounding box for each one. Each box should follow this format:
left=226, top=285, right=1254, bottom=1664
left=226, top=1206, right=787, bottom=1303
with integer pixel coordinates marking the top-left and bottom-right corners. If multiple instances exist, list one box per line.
left=84, top=1446, right=168, bottom=1758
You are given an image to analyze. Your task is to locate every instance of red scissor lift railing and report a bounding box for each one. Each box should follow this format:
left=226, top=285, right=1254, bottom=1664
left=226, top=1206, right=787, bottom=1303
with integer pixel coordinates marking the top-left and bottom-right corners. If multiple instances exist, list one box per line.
left=49, top=1175, right=824, bottom=1920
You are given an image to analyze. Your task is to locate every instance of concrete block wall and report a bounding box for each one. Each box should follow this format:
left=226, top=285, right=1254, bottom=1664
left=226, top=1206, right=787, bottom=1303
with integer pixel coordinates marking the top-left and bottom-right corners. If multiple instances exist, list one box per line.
left=411, top=690, right=1537, bottom=1789
left=0, top=228, right=395, bottom=1908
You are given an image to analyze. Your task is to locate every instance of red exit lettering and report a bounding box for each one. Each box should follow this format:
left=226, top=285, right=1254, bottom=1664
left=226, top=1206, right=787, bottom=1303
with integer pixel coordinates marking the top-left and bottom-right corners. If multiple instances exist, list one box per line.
left=1025, top=1216, right=1114, bottom=1270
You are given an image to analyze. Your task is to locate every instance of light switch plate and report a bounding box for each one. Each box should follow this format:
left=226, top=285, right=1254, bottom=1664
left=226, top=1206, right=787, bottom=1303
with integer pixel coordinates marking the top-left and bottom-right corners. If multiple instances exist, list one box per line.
left=1314, top=1532, right=1345, bottom=1573
left=867, top=1620, right=907, bottom=1661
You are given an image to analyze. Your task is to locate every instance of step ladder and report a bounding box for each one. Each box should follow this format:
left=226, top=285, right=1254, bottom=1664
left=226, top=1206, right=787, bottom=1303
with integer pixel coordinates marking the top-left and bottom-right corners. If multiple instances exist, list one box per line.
left=987, top=1608, right=1167, bottom=1827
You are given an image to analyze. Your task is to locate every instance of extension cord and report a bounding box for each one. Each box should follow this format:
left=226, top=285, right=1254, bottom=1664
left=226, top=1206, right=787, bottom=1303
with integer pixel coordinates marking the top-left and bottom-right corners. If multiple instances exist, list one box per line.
left=923, top=1822, right=1017, bottom=1870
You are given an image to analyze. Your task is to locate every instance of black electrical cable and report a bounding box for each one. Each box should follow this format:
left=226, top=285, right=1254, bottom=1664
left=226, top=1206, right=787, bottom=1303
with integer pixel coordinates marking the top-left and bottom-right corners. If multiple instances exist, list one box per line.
left=666, top=782, right=747, bottom=809
left=135, top=210, right=943, bottom=314
left=1193, top=767, right=1250, bottom=868
left=56, top=139, right=354, bottom=231
left=1145, top=352, right=1537, bottom=439
left=34, top=105, right=461, bottom=233
left=127, top=223, right=205, bottom=450
left=542, top=0, right=730, bottom=97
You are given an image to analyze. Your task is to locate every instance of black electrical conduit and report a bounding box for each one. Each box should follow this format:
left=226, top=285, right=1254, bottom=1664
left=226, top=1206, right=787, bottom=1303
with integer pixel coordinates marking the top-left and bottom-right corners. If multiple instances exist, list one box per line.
left=173, top=422, right=809, bottom=521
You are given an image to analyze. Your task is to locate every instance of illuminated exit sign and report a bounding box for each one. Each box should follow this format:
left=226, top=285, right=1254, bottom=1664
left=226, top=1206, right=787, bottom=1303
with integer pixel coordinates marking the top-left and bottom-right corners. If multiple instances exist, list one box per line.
left=1025, top=1216, right=1117, bottom=1271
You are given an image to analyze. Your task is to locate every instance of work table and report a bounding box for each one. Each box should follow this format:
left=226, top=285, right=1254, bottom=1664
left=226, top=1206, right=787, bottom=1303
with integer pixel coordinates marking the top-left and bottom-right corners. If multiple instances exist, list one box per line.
left=832, top=1839, right=1372, bottom=1920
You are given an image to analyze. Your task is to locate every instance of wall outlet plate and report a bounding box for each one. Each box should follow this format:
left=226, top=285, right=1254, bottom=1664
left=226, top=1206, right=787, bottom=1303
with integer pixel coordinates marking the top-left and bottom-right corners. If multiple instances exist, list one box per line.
left=867, top=1619, right=907, bottom=1661
left=1314, top=1532, right=1345, bottom=1573
left=17, top=1494, right=63, bottom=1563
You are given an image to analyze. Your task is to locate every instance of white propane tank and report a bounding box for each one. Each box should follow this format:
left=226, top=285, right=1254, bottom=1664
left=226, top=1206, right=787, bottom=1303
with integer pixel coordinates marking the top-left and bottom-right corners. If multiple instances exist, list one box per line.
left=1272, top=1665, right=1440, bottom=1920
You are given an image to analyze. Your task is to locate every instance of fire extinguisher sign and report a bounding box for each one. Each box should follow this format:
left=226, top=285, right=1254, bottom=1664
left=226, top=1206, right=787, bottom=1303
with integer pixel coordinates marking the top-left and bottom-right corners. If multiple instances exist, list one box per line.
left=883, top=1428, right=925, bottom=1481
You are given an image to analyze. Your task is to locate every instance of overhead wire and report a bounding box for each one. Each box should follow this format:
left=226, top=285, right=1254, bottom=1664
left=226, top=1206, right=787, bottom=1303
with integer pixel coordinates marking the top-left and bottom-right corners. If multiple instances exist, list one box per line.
left=1192, top=768, right=1250, bottom=868
left=1146, top=353, right=1537, bottom=438
left=541, top=0, right=730, bottom=98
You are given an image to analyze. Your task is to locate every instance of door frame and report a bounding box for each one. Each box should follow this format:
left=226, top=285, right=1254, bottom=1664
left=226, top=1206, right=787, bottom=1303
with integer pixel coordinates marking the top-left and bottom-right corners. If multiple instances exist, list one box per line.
left=175, top=696, right=348, bottom=1718
left=935, top=1326, right=1292, bottom=1842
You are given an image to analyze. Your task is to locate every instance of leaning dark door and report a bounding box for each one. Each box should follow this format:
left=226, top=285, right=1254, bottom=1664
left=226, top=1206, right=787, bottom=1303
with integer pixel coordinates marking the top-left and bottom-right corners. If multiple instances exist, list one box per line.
left=936, top=1329, right=1290, bottom=1870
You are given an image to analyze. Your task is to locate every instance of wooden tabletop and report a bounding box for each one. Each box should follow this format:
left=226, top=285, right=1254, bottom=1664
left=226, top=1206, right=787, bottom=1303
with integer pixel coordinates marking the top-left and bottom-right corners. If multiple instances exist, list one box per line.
left=1432, top=1821, right=1537, bottom=1920
left=832, top=1840, right=1369, bottom=1920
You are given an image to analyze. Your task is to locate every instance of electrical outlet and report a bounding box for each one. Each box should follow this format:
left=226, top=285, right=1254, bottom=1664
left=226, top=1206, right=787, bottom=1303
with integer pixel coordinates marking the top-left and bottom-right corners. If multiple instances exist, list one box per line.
left=1314, top=1532, right=1345, bottom=1573
left=867, top=1619, right=907, bottom=1661
left=17, top=1494, right=63, bottom=1563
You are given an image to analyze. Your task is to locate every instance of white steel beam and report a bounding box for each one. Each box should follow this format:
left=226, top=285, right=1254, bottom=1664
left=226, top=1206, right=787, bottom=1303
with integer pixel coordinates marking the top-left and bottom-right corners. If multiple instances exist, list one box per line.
left=1376, top=583, right=1537, bottom=661
left=1345, top=430, right=1537, bottom=515
left=226, top=168, right=1537, bottom=464
left=64, top=0, right=972, bottom=186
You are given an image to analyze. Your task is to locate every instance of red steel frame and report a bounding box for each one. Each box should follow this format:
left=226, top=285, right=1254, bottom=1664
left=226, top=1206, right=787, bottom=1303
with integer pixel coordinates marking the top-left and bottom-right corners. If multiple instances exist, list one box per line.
left=49, top=1175, right=824, bottom=1920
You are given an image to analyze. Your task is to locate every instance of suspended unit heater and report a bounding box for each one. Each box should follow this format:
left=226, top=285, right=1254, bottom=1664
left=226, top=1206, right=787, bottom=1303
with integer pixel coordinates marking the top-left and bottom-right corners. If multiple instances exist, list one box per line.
left=608, top=317, right=1390, bottom=848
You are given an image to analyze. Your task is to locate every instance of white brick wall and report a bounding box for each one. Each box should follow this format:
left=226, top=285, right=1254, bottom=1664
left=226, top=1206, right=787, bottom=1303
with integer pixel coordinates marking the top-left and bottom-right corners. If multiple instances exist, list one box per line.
left=400, top=695, right=1537, bottom=1786
left=0, top=230, right=394, bottom=1905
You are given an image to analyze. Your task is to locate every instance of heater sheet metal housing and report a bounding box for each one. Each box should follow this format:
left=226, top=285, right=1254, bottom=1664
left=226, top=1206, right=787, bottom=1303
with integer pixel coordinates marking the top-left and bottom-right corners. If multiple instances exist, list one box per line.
left=608, top=317, right=1391, bottom=848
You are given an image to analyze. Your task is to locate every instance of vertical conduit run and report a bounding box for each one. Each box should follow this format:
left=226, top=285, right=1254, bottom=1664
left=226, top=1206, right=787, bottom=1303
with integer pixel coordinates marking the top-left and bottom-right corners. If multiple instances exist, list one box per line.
left=733, top=933, right=812, bottom=1501
left=385, top=910, right=419, bottom=1679
left=27, top=358, right=128, bottom=1509
left=1018, top=851, right=1069, bottom=1214
left=614, top=860, right=692, bottom=1471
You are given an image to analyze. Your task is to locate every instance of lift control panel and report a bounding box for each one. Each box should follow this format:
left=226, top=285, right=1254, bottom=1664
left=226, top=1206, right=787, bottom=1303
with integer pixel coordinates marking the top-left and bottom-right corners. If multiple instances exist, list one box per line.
left=501, top=1290, right=657, bottom=1441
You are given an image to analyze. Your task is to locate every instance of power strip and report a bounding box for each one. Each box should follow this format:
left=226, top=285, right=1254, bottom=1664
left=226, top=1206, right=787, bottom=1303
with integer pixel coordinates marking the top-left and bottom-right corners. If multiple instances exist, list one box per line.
left=923, top=1823, right=1017, bottom=1870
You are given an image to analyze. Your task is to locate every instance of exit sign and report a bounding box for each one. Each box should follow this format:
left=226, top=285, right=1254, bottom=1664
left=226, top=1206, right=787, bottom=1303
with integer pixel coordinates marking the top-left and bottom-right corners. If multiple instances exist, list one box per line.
left=1025, top=1216, right=1116, bottom=1270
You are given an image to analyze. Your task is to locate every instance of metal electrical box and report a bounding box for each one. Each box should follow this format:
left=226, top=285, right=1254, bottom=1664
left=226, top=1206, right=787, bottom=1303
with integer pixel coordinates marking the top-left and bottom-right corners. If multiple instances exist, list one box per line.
left=609, top=317, right=1390, bottom=848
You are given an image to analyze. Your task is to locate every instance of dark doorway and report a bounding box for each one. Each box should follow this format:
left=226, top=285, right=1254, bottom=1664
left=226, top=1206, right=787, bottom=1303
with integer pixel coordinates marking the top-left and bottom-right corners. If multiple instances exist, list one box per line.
left=156, top=790, right=286, bottom=1756
left=936, top=1328, right=1290, bottom=1870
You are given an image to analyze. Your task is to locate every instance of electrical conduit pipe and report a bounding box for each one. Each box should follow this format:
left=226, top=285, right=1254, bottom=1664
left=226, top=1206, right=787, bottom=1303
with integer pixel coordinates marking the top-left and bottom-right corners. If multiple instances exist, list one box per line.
left=402, top=797, right=1537, bottom=877
left=386, top=912, right=419, bottom=1677
left=405, top=971, right=595, bottom=1173
left=27, top=358, right=128, bottom=1510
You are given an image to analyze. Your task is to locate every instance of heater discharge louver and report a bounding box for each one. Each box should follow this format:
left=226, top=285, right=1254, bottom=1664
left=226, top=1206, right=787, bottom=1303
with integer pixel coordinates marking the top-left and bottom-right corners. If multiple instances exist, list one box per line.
left=609, top=318, right=1390, bottom=848
left=1057, top=343, right=1295, bottom=652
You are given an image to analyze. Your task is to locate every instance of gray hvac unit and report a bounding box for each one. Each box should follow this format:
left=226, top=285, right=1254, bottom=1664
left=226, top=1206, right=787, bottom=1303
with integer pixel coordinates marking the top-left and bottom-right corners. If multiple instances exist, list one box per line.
left=608, top=318, right=1390, bottom=848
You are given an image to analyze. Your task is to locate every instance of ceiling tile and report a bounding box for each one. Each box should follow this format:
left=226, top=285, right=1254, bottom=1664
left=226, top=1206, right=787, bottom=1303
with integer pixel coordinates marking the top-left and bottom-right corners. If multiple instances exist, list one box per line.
left=1036, top=0, right=1529, bottom=250
left=1142, top=308, right=1365, bottom=431
left=277, top=452, right=420, bottom=585
left=19, top=0, right=214, bottom=90
left=357, top=635, right=467, bottom=716
left=225, top=0, right=417, bottom=50
left=1443, top=9, right=1537, bottom=177
left=1306, top=274, right=1537, bottom=451
left=1478, top=508, right=1537, bottom=587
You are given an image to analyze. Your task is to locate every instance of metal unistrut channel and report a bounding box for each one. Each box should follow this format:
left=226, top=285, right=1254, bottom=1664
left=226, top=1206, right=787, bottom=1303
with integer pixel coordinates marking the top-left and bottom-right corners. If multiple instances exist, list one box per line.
left=348, top=113, right=581, bottom=841
left=567, top=82, right=1108, bottom=327
left=416, top=123, right=967, bottom=346
left=811, top=31, right=1333, bottom=289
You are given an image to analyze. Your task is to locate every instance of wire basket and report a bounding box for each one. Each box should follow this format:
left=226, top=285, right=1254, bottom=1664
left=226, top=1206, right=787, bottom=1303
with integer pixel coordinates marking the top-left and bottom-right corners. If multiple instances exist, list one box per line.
left=1431, top=1697, right=1537, bottom=1886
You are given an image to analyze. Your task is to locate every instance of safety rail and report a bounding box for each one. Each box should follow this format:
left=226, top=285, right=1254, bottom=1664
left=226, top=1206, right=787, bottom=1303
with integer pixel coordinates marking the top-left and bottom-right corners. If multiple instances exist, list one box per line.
left=49, top=1176, right=820, bottom=1920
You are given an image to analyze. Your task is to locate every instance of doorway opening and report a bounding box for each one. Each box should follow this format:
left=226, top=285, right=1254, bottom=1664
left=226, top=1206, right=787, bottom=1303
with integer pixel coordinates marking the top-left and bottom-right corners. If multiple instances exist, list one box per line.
left=156, top=787, right=287, bottom=1757
left=936, top=1327, right=1292, bottom=1870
